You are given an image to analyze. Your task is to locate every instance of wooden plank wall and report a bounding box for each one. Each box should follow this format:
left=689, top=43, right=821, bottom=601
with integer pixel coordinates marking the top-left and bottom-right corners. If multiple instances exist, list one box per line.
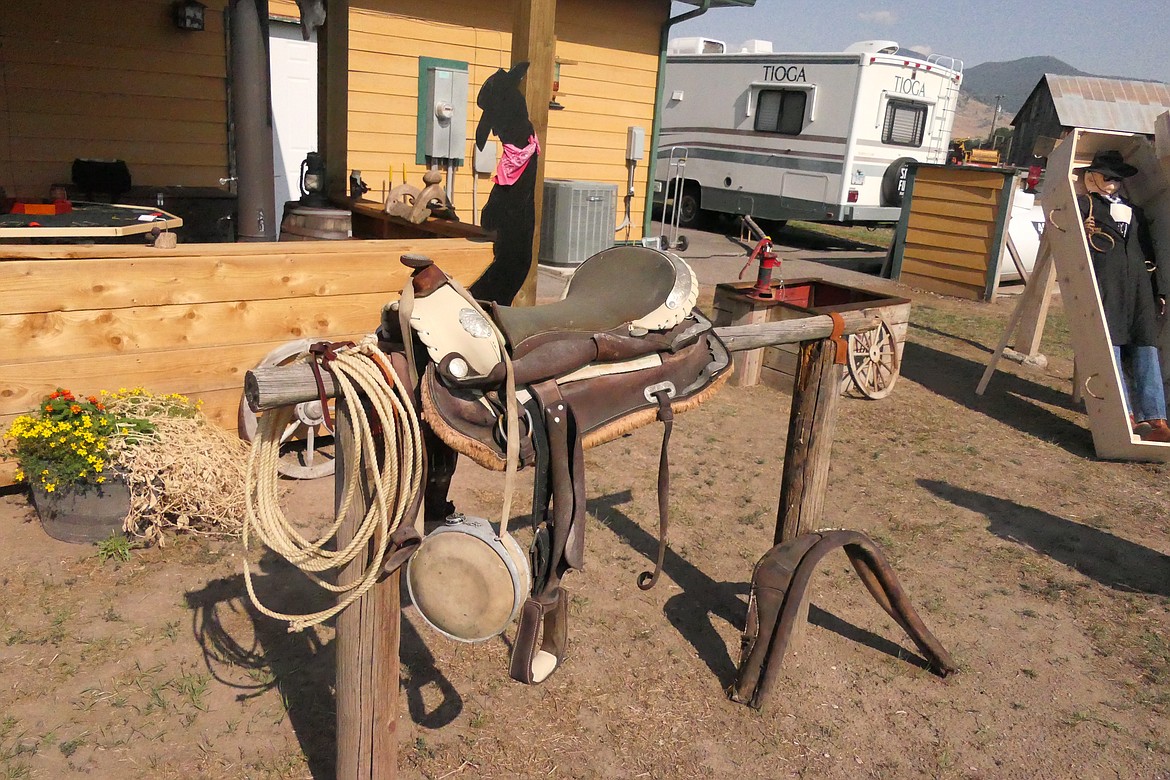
left=272, top=0, right=662, bottom=236
left=0, top=0, right=232, bottom=198
left=894, top=165, right=1015, bottom=301
left=0, top=238, right=493, bottom=485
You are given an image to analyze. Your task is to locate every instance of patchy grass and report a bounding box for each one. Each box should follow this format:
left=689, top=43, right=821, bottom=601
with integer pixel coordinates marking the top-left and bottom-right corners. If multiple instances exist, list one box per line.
left=787, top=220, right=894, bottom=249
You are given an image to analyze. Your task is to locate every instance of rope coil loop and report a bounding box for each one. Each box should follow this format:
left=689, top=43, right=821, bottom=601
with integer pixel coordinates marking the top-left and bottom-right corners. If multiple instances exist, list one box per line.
left=242, top=337, right=423, bottom=632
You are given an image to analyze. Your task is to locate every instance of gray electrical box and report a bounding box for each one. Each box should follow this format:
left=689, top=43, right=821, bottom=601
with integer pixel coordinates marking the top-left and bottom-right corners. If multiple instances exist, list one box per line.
left=539, top=179, right=618, bottom=267
left=423, top=66, right=469, bottom=160
left=626, top=126, right=645, bottom=161
left=474, top=140, right=498, bottom=174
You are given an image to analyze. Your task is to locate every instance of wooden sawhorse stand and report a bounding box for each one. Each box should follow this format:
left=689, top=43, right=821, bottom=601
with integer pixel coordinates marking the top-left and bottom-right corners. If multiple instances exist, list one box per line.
left=245, top=310, right=951, bottom=776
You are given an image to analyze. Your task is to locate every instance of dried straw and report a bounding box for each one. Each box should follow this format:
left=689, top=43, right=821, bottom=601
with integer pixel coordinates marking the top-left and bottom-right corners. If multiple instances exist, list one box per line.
left=106, top=398, right=251, bottom=546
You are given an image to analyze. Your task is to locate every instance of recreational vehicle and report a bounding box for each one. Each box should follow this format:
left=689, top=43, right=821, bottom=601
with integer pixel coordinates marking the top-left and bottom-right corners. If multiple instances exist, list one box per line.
left=654, top=38, right=963, bottom=229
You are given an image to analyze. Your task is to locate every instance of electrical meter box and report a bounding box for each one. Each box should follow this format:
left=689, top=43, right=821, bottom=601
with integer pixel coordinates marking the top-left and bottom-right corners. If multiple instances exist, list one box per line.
left=423, top=66, right=469, bottom=160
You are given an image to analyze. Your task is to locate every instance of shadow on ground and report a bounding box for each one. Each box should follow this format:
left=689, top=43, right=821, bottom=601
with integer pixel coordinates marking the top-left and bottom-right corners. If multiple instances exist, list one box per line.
left=921, top=479, right=1170, bottom=598
left=185, top=552, right=462, bottom=779
left=591, top=491, right=938, bottom=688
left=900, top=340, right=1093, bottom=458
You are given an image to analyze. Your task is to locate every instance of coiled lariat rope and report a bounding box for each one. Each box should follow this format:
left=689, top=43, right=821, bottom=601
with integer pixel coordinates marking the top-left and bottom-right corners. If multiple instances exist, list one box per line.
left=243, top=337, right=423, bottom=632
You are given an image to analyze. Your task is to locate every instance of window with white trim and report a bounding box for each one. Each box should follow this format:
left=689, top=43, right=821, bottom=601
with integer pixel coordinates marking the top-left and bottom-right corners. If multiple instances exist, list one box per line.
left=754, top=89, right=807, bottom=135
left=882, top=99, right=928, bottom=146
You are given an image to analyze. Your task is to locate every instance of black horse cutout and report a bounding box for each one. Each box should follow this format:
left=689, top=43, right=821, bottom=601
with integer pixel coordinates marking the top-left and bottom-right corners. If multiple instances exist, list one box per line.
left=419, top=62, right=540, bottom=522
left=468, top=62, right=538, bottom=306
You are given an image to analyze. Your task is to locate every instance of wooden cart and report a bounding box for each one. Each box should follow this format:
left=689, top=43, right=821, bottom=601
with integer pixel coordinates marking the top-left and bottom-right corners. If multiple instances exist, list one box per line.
left=713, top=279, right=911, bottom=399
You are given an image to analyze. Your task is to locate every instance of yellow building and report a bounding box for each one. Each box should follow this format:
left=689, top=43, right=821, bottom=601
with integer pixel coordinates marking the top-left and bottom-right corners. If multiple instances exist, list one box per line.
left=1, top=0, right=754, bottom=242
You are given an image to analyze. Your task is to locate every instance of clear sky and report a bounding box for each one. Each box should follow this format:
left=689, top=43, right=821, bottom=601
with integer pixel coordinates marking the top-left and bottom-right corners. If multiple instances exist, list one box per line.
left=671, top=1, right=1169, bottom=83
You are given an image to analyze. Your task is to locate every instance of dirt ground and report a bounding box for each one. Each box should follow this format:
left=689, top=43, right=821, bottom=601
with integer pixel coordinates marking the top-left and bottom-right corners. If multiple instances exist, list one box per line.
left=2, top=234, right=1170, bottom=780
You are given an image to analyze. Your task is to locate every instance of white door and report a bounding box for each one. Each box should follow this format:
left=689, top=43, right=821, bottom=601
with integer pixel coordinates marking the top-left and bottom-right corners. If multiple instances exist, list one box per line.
left=269, top=21, right=318, bottom=220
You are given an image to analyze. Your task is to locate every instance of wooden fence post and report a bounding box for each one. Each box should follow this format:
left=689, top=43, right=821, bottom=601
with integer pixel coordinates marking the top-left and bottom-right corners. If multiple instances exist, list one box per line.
left=775, top=338, right=843, bottom=545
left=334, top=399, right=400, bottom=780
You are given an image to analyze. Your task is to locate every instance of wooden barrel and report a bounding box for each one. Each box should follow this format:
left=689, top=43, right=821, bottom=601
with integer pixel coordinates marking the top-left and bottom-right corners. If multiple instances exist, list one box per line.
left=279, top=205, right=352, bottom=241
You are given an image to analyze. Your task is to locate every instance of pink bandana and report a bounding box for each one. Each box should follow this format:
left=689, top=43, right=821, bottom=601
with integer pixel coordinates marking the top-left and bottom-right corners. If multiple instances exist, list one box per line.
left=493, top=134, right=540, bottom=185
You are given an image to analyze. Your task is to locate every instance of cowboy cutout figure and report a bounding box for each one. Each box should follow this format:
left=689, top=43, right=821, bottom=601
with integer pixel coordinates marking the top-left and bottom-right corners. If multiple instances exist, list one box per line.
left=1077, top=149, right=1170, bottom=442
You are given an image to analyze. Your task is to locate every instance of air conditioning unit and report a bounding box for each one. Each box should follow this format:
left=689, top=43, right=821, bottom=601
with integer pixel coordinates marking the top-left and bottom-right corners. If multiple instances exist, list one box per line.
left=539, top=179, right=617, bottom=267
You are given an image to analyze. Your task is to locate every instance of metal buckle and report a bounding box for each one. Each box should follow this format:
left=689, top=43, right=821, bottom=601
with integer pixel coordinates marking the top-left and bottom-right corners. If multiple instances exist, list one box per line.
left=643, top=381, right=677, bottom=403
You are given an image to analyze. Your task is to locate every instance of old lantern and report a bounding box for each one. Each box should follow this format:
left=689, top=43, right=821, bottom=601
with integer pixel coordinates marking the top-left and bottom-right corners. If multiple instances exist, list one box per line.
left=299, top=151, right=328, bottom=207
left=173, top=0, right=206, bottom=31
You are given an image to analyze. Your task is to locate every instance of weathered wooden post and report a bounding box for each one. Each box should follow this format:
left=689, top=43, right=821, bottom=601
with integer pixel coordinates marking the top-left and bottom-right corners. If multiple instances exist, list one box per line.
left=333, top=399, right=400, bottom=780
left=775, top=336, right=844, bottom=545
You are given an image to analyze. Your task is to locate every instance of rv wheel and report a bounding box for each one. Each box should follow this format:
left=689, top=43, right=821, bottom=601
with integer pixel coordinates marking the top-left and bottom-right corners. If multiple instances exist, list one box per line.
left=881, top=157, right=917, bottom=207
left=673, top=183, right=702, bottom=228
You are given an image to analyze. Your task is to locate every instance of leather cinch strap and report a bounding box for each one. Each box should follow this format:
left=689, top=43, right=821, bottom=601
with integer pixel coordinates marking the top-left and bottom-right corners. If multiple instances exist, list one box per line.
left=637, top=388, right=674, bottom=590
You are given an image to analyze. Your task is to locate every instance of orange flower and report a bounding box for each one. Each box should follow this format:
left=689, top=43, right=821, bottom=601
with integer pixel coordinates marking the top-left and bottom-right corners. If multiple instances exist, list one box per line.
left=44, top=404, right=54, bottom=412
left=96, top=403, right=106, bottom=411
left=49, top=391, right=60, bottom=399
left=70, top=404, right=81, bottom=414
left=87, top=396, right=98, bottom=404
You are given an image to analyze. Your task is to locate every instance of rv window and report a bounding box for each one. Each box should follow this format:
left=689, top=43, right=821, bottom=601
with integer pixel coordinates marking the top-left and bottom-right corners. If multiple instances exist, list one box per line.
left=882, top=100, right=928, bottom=147
left=755, top=89, right=807, bottom=135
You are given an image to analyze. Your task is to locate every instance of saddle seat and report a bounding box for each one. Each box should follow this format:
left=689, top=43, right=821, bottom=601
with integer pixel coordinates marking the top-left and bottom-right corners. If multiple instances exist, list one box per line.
left=402, top=246, right=700, bottom=388
left=489, top=245, right=699, bottom=355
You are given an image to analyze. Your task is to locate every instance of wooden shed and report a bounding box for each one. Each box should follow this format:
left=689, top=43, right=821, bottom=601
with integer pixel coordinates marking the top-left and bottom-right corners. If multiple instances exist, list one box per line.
left=1007, top=74, right=1170, bottom=168
left=887, top=163, right=1018, bottom=301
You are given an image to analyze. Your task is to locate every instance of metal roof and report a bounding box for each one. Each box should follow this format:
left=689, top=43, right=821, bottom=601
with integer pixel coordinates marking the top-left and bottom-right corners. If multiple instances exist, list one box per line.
left=1041, top=74, right=1170, bottom=134
left=676, top=0, right=758, bottom=7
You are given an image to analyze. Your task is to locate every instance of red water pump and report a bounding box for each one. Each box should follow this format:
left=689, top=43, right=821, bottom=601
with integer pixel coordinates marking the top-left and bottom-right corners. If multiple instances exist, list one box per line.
left=739, top=236, right=782, bottom=301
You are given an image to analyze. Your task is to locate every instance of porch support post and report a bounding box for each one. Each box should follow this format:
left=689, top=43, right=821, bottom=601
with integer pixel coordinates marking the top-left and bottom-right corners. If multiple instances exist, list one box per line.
left=319, top=0, right=350, bottom=201
left=509, top=0, right=556, bottom=307
left=229, top=0, right=278, bottom=240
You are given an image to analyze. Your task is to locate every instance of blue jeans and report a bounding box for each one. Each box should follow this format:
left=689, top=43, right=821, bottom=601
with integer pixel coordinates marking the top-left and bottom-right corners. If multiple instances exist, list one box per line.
left=1113, top=345, right=1168, bottom=422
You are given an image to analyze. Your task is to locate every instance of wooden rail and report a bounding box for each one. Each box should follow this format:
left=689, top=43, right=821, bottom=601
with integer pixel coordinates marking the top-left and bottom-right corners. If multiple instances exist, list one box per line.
left=243, top=312, right=880, bottom=411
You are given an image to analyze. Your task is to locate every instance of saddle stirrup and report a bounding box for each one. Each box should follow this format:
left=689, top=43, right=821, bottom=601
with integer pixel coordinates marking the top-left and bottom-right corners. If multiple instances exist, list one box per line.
left=509, top=589, right=569, bottom=685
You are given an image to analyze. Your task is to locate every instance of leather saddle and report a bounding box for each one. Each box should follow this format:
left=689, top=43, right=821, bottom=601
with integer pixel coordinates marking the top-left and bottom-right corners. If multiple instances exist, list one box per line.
left=386, top=246, right=732, bottom=684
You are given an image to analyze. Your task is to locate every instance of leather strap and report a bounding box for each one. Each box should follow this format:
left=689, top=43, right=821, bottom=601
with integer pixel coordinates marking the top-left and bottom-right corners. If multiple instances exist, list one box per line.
left=397, top=280, right=419, bottom=390
left=509, top=589, right=568, bottom=685
left=637, top=388, right=674, bottom=590
left=307, top=340, right=355, bottom=431
left=523, top=392, right=552, bottom=531
left=828, top=312, right=848, bottom=365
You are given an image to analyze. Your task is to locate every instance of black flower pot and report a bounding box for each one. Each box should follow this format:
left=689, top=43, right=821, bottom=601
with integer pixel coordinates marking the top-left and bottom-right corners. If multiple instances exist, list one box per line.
left=29, top=477, right=130, bottom=544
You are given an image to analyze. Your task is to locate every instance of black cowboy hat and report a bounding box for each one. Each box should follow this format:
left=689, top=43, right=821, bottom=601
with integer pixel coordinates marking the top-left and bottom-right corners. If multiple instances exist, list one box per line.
left=1077, top=149, right=1138, bottom=179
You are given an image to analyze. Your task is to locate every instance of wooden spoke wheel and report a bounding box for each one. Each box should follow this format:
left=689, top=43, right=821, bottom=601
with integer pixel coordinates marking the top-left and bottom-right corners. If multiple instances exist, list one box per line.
left=846, top=319, right=900, bottom=400
left=238, top=339, right=337, bottom=479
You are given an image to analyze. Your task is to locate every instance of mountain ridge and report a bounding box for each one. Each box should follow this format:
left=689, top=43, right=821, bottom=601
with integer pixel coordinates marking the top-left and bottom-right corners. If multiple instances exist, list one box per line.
left=960, top=55, right=1093, bottom=115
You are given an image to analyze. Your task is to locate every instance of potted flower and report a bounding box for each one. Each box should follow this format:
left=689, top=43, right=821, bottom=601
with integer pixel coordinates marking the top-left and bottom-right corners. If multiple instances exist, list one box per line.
left=5, top=386, right=250, bottom=547
left=4, top=388, right=134, bottom=543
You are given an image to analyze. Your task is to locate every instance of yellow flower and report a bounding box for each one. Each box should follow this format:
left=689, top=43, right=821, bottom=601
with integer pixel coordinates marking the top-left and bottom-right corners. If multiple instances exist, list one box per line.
left=45, top=483, right=56, bottom=493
